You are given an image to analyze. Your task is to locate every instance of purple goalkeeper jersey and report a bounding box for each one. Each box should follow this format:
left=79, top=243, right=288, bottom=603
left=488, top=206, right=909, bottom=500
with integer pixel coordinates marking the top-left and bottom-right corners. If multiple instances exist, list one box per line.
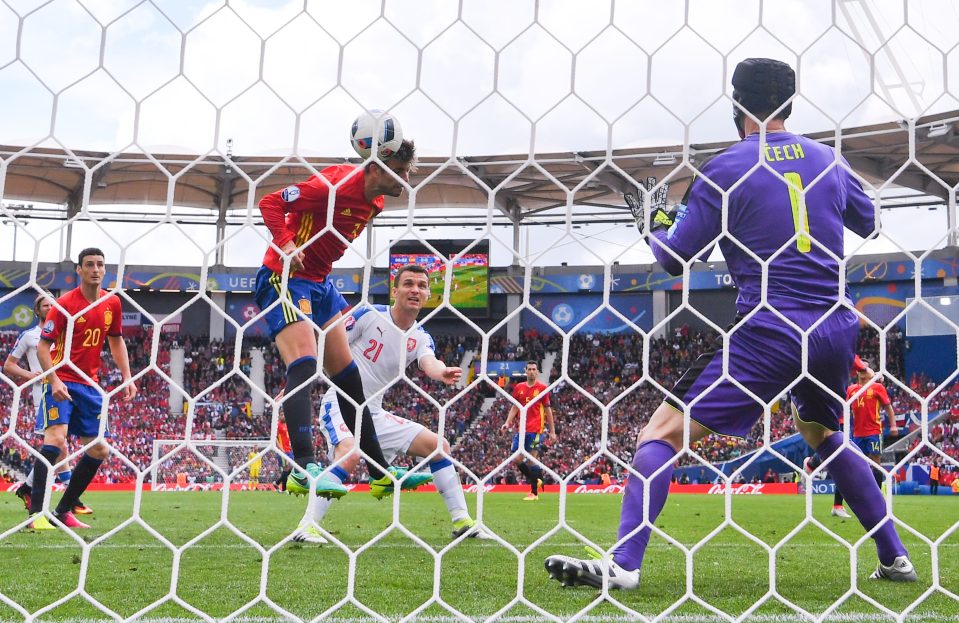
left=651, top=131, right=876, bottom=317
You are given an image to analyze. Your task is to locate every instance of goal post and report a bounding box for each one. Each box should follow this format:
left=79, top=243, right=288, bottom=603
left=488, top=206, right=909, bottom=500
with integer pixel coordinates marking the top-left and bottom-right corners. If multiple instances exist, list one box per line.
left=149, top=438, right=273, bottom=490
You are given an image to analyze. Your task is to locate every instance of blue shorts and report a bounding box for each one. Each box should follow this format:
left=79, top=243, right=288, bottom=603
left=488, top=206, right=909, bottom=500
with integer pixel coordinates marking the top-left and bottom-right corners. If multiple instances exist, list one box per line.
left=853, top=435, right=882, bottom=456
left=254, top=266, right=348, bottom=339
left=37, top=381, right=109, bottom=438
left=666, top=307, right=859, bottom=438
left=511, top=432, right=544, bottom=453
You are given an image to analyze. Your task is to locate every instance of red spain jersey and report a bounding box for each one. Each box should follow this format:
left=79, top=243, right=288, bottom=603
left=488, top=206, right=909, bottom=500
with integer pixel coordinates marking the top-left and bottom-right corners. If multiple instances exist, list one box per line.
left=847, top=382, right=890, bottom=437
left=41, top=288, right=122, bottom=386
left=511, top=381, right=551, bottom=433
left=276, top=420, right=292, bottom=454
left=259, top=164, right=384, bottom=281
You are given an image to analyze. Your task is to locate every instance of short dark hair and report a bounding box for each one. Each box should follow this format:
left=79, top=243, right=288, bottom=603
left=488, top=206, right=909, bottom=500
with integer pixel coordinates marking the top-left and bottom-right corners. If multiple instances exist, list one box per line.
left=526, top=361, right=538, bottom=368
left=365, top=139, right=417, bottom=173
left=77, top=247, right=105, bottom=266
left=392, top=263, right=429, bottom=288
left=732, top=58, right=795, bottom=127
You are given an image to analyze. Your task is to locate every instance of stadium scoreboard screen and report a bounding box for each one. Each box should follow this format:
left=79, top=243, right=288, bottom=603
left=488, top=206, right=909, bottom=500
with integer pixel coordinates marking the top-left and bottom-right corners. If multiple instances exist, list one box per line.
left=389, top=239, right=490, bottom=313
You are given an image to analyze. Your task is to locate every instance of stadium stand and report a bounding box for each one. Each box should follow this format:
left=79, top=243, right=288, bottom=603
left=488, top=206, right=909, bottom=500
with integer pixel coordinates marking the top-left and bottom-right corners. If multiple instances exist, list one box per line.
left=3, top=325, right=957, bottom=487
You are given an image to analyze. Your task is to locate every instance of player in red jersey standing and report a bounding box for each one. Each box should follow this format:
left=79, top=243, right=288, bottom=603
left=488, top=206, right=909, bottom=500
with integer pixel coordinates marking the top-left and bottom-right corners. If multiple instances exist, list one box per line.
left=255, top=139, right=430, bottom=499
left=501, top=361, right=556, bottom=500
left=848, top=356, right=898, bottom=483
left=805, top=355, right=899, bottom=517
left=30, top=248, right=136, bottom=530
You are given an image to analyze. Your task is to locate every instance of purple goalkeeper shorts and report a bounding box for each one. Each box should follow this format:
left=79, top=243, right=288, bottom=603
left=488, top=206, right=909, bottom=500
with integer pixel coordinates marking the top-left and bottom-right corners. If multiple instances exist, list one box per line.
left=664, top=307, right=859, bottom=438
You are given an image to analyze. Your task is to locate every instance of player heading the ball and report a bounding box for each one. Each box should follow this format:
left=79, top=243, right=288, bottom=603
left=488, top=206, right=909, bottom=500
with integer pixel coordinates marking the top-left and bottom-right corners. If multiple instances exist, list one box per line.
left=546, top=58, right=916, bottom=590
left=255, top=115, right=422, bottom=499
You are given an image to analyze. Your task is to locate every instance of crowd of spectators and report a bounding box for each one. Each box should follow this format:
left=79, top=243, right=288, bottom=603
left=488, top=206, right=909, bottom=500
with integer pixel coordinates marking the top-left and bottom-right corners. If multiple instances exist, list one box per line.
left=4, top=322, right=959, bottom=488
left=486, top=329, right=563, bottom=365
left=453, top=327, right=796, bottom=483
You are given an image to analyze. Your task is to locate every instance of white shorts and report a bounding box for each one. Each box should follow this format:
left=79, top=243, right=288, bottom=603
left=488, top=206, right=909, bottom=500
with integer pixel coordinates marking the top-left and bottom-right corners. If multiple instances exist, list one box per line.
left=318, top=389, right=425, bottom=464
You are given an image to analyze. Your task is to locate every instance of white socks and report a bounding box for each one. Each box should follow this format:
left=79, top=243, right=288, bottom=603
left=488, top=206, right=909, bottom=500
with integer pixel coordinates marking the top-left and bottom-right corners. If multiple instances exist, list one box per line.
left=430, top=458, right=469, bottom=523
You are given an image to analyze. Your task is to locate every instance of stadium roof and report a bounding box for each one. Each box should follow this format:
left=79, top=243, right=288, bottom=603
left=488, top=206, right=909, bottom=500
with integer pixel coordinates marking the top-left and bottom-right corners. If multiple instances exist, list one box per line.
left=3, top=109, right=958, bottom=229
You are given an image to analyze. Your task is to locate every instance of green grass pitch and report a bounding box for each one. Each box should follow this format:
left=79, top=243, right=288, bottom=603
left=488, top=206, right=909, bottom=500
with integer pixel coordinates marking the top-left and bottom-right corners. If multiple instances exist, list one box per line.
left=1, top=490, right=957, bottom=622
left=425, top=265, right=487, bottom=309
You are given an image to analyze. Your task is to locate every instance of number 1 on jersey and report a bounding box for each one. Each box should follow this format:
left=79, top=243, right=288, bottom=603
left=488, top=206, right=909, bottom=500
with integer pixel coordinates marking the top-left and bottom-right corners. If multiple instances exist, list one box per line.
left=784, top=172, right=812, bottom=253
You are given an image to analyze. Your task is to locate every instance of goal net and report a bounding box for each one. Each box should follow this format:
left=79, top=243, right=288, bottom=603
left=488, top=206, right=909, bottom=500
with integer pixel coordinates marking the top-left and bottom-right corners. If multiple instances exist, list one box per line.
left=0, top=1, right=956, bottom=623
left=150, top=438, right=274, bottom=491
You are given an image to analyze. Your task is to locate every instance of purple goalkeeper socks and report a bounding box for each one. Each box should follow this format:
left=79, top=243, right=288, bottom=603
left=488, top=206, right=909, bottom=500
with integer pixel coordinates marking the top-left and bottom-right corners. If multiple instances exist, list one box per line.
left=612, top=439, right=676, bottom=572
left=816, top=433, right=907, bottom=566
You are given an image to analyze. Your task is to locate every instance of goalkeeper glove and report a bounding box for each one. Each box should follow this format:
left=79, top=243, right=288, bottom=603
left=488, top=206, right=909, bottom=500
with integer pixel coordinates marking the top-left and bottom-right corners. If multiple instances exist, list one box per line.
left=624, top=192, right=674, bottom=235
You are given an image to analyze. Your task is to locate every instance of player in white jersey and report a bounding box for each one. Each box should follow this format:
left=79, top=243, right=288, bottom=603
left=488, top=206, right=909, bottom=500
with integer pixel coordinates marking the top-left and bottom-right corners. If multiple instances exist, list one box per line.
left=2, top=293, right=92, bottom=516
left=292, top=264, right=490, bottom=543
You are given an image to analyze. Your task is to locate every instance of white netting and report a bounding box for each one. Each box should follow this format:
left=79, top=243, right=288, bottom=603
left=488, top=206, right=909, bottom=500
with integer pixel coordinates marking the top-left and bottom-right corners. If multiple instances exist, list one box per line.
left=150, top=439, right=273, bottom=490
left=1, top=1, right=958, bottom=623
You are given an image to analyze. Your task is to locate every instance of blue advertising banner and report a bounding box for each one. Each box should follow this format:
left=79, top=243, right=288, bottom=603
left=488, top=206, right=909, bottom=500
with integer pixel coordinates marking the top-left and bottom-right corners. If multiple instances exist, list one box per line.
left=0, top=291, right=38, bottom=331
left=520, top=293, right=653, bottom=334
left=849, top=281, right=914, bottom=328
left=491, top=258, right=959, bottom=294
left=489, top=271, right=733, bottom=294
left=1, top=257, right=956, bottom=298
left=0, top=267, right=370, bottom=294
left=477, top=361, right=529, bottom=378
left=223, top=293, right=270, bottom=338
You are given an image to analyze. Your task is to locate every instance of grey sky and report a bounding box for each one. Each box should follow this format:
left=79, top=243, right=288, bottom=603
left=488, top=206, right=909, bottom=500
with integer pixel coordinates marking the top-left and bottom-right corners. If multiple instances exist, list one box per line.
left=1, top=0, right=957, bottom=268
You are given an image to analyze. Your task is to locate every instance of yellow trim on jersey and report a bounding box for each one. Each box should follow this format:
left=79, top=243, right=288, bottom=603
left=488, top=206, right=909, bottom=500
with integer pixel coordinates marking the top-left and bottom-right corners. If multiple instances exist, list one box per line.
left=287, top=213, right=313, bottom=279
left=269, top=272, right=298, bottom=324
left=294, top=213, right=313, bottom=247
left=532, top=403, right=546, bottom=434
left=51, top=334, right=66, bottom=367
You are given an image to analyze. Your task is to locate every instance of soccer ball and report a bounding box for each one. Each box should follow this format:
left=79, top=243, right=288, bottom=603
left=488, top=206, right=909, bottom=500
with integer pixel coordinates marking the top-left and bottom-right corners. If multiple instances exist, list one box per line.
left=350, top=110, right=403, bottom=159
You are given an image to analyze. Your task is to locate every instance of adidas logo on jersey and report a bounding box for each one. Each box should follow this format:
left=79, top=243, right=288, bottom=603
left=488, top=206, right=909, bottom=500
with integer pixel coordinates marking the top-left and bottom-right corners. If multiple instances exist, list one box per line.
left=77, top=316, right=86, bottom=323
left=341, top=208, right=352, bottom=216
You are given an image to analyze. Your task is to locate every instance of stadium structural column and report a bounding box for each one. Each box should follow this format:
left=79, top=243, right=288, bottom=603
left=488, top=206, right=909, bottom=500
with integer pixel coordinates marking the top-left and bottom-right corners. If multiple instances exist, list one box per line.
left=506, top=294, right=521, bottom=343
left=209, top=291, right=226, bottom=341
left=214, top=166, right=234, bottom=266
left=651, top=290, right=668, bottom=339
left=169, top=348, right=185, bottom=414
left=251, top=348, right=266, bottom=416
left=62, top=198, right=80, bottom=262
left=506, top=200, right=521, bottom=345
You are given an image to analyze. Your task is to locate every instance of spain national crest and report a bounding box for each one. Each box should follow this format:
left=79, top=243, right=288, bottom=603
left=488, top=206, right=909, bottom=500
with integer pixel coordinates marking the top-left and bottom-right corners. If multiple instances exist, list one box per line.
left=103, top=308, right=113, bottom=327
left=49, top=407, right=59, bottom=421
left=407, top=337, right=416, bottom=352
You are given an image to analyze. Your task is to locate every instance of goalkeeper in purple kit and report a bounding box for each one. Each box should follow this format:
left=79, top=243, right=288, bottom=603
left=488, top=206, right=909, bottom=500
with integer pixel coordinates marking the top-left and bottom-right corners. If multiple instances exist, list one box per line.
left=545, top=58, right=916, bottom=589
